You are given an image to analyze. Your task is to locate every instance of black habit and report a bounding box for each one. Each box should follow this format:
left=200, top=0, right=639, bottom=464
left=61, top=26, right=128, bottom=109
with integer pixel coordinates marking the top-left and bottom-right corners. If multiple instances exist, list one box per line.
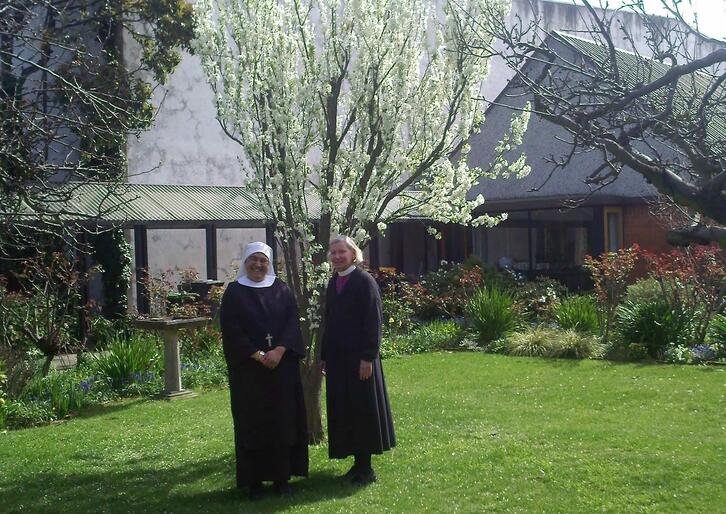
left=220, top=279, right=308, bottom=487
left=321, top=267, right=396, bottom=459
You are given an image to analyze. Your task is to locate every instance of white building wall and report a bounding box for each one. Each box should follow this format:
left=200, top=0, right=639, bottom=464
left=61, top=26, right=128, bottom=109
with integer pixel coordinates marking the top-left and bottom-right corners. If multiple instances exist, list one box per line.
left=129, top=1, right=691, bottom=186
left=146, top=228, right=208, bottom=281
left=216, top=228, right=268, bottom=282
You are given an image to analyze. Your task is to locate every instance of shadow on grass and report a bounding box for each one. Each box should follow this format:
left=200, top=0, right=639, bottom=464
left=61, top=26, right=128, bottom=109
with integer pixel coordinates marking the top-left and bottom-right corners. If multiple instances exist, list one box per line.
left=2, top=452, right=360, bottom=514
left=58, top=387, right=226, bottom=427
left=523, top=355, right=726, bottom=373
left=594, top=358, right=725, bottom=372
left=185, top=470, right=360, bottom=512
left=73, top=397, right=152, bottom=421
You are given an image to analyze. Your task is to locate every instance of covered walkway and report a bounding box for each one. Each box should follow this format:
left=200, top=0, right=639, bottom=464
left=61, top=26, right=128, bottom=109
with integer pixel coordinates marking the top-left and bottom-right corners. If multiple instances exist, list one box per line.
left=42, top=182, right=276, bottom=313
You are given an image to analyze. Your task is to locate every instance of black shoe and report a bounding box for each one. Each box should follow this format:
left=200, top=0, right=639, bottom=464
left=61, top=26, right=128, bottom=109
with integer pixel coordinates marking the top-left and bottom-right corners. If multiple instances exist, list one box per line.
left=248, top=483, right=263, bottom=501
left=342, top=465, right=360, bottom=479
left=351, top=468, right=377, bottom=485
left=272, top=481, right=292, bottom=495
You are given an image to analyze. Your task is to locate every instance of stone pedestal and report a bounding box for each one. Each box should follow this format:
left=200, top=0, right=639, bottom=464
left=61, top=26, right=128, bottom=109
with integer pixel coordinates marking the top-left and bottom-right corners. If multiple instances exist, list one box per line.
left=133, top=317, right=210, bottom=400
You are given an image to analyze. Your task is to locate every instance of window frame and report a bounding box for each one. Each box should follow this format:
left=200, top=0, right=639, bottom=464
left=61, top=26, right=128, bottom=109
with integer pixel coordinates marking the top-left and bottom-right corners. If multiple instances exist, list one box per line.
left=603, top=206, right=624, bottom=252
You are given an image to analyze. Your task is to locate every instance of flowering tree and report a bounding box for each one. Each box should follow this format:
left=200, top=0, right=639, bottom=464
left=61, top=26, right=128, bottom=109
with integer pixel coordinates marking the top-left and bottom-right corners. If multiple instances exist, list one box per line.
left=194, top=0, right=529, bottom=441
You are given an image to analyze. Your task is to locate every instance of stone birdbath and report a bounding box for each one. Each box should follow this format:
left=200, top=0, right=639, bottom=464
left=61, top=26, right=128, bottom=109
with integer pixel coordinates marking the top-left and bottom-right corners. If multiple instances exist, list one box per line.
left=133, top=317, right=210, bottom=400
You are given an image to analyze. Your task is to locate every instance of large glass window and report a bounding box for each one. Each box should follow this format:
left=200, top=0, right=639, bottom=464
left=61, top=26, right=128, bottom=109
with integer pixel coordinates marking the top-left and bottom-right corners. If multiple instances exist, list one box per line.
left=471, top=208, right=594, bottom=272
left=532, top=208, right=592, bottom=270
left=472, top=211, right=529, bottom=270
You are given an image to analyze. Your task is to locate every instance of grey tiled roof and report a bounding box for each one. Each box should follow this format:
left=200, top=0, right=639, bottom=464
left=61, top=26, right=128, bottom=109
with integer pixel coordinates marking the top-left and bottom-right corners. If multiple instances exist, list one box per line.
left=552, top=31, right=725, bottom=152
left=467, top=30, right=725, bottom=208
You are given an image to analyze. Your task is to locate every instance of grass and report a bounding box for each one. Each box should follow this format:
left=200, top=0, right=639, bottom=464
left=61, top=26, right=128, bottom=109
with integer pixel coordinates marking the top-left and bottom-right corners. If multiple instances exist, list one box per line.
left=1, top=353, right=725, bottom=513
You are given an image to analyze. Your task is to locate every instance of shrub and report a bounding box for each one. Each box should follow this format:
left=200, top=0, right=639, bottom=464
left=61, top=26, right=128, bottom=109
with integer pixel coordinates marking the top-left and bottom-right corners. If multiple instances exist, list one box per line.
left=181, top=357, right=228, bottom=389
left=0, top=345, right=42, bottom=399
left=626, top=342, right=650, bottom=361
left=616, top=299, right=693, bottom=359
left=514, top=277, right=567, bottom=321
left=415, top=320, right=464, bottom=350
left=707, top=314, right=726, bottom=360
left=180, top=333, right=228, bottom=390
left=2, top=399, right=55, bottom=429
left=690, top=344, right=717, bottom=363
left=91, top=334, right=161, bottom=390
left=554, top=295, right=599, bottom=335
left=664, top=343, right=719, bottom=364
left=707, top=314, right=726, bottom=344
left=552, top=330, right=603, bottom=359
left=21, top=369, right=89, bottom=419
left=466, top=287, right=521, bottom=345
left=180, top=326, right=222, bottom=360
left=379, top=337, right=411, bottom=359
left=1, top=252, right=97, bottom=375
left=87, top=314, right=133, bottom=348
left=483, top=337, right=508, bottom=354
left=506, top=327, right=602, bottom=359
left=506, top=327, right=557, bottom=357
left=381, top=294, right=415, bottom=335
left=418, top=263, right=488, bottom=319
left=380, top=320, right=463, bottom=358
left=376, top=260, right=516, bottom=321
left=641, top=245, right=726, bottom=345
left=625, top=278, right=662, bottom=305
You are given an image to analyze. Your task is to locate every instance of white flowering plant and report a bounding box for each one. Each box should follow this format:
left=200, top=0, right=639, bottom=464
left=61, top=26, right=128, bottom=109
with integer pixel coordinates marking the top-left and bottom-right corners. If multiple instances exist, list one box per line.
left=194, top=0, right=530, bottom=439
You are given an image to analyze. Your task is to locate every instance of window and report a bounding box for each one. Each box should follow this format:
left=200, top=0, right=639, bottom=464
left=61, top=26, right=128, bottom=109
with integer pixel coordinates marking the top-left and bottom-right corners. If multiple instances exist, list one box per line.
left=603, top=207, right=623, bottom=252
left=531, top=208, right=593, bottom=270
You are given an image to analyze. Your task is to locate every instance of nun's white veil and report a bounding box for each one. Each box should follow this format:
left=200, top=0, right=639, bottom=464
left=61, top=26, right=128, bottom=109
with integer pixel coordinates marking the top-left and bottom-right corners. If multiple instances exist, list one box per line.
left=236, top=242, right=276, bottom=288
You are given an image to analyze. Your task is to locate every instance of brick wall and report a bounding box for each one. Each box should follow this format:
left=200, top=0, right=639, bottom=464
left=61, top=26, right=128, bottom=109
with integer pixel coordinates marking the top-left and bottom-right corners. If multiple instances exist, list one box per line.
left=623, top=203, right=670, bottom=254
left=623, top=203, right=671, bottom=278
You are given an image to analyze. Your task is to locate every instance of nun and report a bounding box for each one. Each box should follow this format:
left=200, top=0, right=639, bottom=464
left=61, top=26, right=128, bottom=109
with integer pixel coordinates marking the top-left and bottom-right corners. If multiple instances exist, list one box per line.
left=320, top=235, right=396, bottom=485
left=219, top=241, right=308, bottom=500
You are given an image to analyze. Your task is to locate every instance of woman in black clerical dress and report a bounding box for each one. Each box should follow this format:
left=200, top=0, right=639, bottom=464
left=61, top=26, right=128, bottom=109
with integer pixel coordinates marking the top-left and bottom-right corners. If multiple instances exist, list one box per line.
left=220, top=242, right=308, bottom=500
left=320, top=235, right=395, bottom=485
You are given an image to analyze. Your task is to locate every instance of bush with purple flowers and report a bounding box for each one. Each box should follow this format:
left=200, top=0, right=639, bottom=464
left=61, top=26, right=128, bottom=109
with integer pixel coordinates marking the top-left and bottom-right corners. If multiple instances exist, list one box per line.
left=690, top=344, right=717, bottom=363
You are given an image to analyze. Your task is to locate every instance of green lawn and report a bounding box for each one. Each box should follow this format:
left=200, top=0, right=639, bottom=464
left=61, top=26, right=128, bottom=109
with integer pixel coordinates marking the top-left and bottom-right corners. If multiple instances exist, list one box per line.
left=1, top=354, right=725, bottom=513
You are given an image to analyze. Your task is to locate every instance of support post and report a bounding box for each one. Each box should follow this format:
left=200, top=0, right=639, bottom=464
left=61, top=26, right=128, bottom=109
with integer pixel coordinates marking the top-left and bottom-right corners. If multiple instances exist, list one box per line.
left=205, top=223, right=218, bottom=280
left=423, top=228, right=429, bottom=273
left=76, top=228, right=89, bottom=347
left=265, top=223, right=278, bottom=264
left=528, top=210, right=534, bottom=273
left=396, top=224, right=405, bottom=273
left=369, top=234, right=380, bottom=269
left=133, top=225, right=149, bottom=314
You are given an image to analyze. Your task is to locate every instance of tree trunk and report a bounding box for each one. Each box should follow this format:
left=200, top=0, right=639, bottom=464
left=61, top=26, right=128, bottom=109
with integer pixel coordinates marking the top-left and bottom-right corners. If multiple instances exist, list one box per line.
left=41, top=354, right=54, bottom=377
left=301, top=360, right=324, bottom=444
left=299, top=291, right=326, bottom=445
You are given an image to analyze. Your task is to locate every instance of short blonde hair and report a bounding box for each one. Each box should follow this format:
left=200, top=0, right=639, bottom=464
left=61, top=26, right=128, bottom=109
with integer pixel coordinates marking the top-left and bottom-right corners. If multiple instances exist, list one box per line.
left=329, top=235, right=364, bottom=264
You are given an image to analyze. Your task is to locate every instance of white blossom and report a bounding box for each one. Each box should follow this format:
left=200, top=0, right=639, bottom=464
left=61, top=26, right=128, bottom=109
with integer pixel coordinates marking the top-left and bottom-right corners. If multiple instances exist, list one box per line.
left=193, top=0, right=527, bottom=345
